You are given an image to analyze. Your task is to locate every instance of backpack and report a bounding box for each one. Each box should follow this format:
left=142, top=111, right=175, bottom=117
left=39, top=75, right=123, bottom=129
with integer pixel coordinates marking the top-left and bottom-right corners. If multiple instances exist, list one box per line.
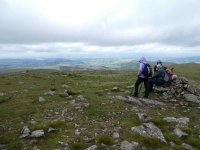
left=164, top=69, right=173, bottom=83
left=142, top=63, right=152, bottom=78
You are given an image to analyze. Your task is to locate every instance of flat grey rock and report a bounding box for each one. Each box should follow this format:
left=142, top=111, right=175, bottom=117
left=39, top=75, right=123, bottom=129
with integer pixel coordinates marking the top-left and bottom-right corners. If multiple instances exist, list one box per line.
left=174, top=128, right=188, bottom=137
left=163, top=117, right=177, bottom=123
left=30, top=129, right=44, bottom=138
left=38, top=97, right=46, bottom=102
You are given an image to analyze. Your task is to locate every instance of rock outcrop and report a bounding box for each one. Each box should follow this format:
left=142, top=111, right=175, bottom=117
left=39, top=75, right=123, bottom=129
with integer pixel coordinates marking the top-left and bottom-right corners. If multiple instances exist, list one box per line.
left=131, top=122, right=167, bottom=143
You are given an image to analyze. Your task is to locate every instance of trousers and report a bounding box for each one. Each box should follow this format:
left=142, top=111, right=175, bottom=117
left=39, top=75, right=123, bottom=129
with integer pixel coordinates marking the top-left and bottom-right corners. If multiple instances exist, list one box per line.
left=133, top=77, right=148, bottom=98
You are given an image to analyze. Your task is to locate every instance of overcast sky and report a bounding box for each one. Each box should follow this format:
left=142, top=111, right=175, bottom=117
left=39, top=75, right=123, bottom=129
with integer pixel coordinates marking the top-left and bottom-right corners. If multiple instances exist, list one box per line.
left=0, top=0, right=200, bottom=59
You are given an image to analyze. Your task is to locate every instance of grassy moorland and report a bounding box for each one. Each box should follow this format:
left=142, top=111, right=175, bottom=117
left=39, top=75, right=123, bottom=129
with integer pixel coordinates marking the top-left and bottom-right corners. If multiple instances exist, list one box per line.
left=0, top=63, right=200, bottom=150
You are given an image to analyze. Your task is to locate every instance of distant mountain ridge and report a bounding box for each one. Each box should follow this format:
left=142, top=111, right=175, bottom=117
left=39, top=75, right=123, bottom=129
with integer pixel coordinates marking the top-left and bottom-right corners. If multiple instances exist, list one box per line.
left=0, top=56, right=199, bottom=71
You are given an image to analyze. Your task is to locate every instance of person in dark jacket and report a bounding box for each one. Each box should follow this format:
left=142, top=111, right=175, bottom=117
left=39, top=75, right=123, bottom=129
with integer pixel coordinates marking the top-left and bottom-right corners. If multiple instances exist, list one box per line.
left=148, top=64, right=165, bottom=93
left=154, top=60, right=162, bottom=72
left=133, top=57, right=149, bottom=98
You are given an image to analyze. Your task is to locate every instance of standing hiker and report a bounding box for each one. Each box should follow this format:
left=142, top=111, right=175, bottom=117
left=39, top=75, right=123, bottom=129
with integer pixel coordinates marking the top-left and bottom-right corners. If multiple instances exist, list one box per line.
left=133, top=57, right=151, bottom=98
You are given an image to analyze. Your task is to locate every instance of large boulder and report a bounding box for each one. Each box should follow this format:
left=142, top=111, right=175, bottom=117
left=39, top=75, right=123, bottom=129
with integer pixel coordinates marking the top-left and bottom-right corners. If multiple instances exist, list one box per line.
left=131, top=122, right=166, bottom=143
left=183, top=94, right=200, bottom=103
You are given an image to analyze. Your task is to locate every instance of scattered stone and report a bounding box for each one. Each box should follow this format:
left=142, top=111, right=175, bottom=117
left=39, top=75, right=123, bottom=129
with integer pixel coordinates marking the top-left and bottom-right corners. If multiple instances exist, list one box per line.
left=115, top=96, right=127, bottom=101
left=187, top=85, right=197, bottom=94
left=57, top=141, right=69, bottom=150
left=29, top=140, right=38, bottom=145
left=126, top=85, right=134, bottom=89
left=177, top=117, right=190, bottom=128
left=184, top=94, right=200, bottom=103
left=112, top=132, right=120, bottom=139
left=125, top=90, right=131, bottom=94
left=113, top=96, right=166, bottom=106
left=124, top=96, right=143, bottom=106
left=70, top=100, right=76, bottom=106
left=48, top=128, right=57, bottom=133
left=61, top=84, right=69, bottom=89
left=120, top=141, right=134, bottom=150
left=137, top=113, right=152, bottom=122
left=76, top=95, right=86, bottom=101
left=85, top=145, right=97, bottom=150
left=163, top=117, right=177, bottom=123
left=20, top=126, right=31, bottom=138
left=131, top=122, right=166, bottom=143
left=153, top=87, right=170, bottom=93
left=131, top=141, right=140, bottom=149
left=59, top=92, right=69, bottom=97
left=0, top=92, right=6, bottom=96
left=30, top=119, right=37, bottom=125
left=82, top=136, right=92, bottom=143
left=112, top=86, right=119, bottom=92
left=38, top=97, right=46, bottom=102
left=44, top=90, right=55, bottom=96
left=32, top=146, right=40, bottom=150
left=0, top=144, right=6, bottom=149
left=29, top=130, right=45, bottom=138
left=180, top=77, right=189, bottom=84
left=61, top=109, right=67, bottom=117
left=169, top=141, right=176, bottom=148
left=139, top=98, right=166, bottom=106
left=173, top=128, right=188, bottom=137
left=18, top=81, right=24, bottom=84
left=74, top=129, right=81, bottom=135
left=182, top=143, right=194, bottom=150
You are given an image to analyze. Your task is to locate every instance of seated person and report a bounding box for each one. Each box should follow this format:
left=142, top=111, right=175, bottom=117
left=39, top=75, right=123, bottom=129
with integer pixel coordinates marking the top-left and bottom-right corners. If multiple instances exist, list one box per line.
left=148, top=64, right=165, bottom=92
left=154, top=60, right=162, bottom=72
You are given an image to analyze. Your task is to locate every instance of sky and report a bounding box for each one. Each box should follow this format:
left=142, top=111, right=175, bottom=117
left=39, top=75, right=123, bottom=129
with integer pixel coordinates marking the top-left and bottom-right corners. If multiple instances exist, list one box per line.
left=0, top=0, right=200, bottom=59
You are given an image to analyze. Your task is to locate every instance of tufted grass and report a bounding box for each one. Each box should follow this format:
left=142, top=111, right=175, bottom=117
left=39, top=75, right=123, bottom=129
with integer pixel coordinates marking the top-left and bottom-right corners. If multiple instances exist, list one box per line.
left=0, top=64, right=200, bottom=149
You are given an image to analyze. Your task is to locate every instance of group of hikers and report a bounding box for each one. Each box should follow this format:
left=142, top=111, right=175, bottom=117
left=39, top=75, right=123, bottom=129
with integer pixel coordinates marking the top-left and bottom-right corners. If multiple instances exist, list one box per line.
left=132, top=57, right=173, bottom=98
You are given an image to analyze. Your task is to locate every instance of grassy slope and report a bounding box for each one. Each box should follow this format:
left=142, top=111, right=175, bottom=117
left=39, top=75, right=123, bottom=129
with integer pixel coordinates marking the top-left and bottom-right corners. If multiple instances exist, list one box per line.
left=0, top=64, right=200, bottom=150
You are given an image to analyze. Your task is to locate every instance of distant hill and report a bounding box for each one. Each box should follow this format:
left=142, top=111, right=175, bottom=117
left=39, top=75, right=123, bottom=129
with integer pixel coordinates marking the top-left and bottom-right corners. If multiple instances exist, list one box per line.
left=0, top=57, right=199, bottom=73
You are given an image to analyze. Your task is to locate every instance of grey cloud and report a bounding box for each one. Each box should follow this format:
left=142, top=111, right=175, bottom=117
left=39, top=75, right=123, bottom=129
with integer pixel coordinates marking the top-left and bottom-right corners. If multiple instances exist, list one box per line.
left=0, top=0, right=200, bottom=58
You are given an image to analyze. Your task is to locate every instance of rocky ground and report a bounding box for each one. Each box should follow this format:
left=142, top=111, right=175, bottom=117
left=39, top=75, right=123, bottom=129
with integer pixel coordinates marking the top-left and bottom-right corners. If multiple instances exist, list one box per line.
left=0, top=68, right=200, bottom=150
